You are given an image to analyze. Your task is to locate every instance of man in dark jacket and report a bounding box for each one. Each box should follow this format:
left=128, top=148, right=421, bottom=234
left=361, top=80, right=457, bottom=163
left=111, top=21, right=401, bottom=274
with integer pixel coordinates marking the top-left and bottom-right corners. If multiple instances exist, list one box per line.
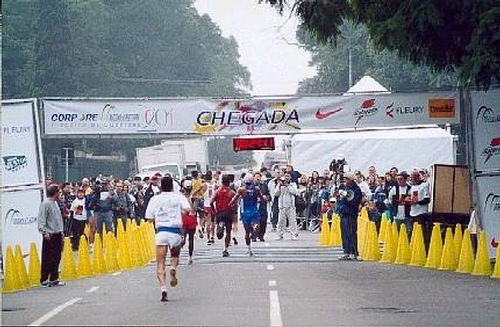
left=337, top=172, right=362, bottom=260
left=89, top=179, right=117, bottom=235
left=254, top=172, right=270, bottom=242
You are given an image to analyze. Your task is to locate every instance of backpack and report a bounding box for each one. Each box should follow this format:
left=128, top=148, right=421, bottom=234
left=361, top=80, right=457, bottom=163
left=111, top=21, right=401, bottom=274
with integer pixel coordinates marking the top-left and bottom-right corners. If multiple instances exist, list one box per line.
left=214, top=186, right=235, bottom=212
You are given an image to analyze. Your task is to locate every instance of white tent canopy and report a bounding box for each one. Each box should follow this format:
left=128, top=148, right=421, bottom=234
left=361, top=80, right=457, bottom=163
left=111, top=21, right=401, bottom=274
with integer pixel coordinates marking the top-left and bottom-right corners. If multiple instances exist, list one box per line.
left=344, top=75, right=390, bottom=94
left=291, top=127, right=455, bottom=175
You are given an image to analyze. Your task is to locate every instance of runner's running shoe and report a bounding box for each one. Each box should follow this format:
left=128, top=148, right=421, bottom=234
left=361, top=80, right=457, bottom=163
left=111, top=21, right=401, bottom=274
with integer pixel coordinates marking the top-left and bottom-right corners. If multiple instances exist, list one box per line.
left=222, top=250, right=230, bottom=257
left=233, top=237, right=238, bottom=245
left=161, top=290, right=168, bottom=302
left=170, top=269, right=178, bottom=287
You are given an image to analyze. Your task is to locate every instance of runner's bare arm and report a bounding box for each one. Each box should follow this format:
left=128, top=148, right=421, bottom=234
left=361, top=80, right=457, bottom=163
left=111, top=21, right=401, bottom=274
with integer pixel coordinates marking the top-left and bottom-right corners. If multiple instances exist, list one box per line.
left=228, top=188, right=242, bottom=207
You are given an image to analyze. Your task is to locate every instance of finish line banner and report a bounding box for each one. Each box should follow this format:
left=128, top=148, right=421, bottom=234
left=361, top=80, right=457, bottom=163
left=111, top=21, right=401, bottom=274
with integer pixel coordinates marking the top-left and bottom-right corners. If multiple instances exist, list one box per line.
left=42, top=91, right=459, bottom=135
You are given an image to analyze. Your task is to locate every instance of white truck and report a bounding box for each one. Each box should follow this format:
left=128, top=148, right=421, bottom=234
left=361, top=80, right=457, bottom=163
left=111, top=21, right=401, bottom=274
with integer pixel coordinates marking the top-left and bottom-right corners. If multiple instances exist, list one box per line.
left=136, top=138, right=209, bottom=179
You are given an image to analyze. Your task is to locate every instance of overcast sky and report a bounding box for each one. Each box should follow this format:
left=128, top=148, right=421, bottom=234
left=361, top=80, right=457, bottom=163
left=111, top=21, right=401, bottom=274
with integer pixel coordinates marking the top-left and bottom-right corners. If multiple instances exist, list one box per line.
left=195, top=0, right=317, bottom=96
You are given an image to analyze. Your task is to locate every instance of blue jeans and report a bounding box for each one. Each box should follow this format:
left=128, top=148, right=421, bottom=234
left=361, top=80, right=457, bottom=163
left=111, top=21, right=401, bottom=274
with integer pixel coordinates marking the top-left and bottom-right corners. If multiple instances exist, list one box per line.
left=340, top=213, right=358, bottom=255
left=95, top=211, right=114, bottom=235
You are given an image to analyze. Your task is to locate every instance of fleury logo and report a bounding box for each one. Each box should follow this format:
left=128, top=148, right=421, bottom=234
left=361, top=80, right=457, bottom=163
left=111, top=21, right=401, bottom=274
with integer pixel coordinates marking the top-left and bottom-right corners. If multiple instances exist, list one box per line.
left=3, top=155, right=27, bottom=172
left=428, top=98, right=455, bottom=118
left=315, top=107, right=343, bottom=120
left=354, top=99, right=378, bottom=125
left=481, top=137, right=500, bottom=164
left=385, top=103, right=424, bottom=118
left=4, top=208, right=37, bottom=225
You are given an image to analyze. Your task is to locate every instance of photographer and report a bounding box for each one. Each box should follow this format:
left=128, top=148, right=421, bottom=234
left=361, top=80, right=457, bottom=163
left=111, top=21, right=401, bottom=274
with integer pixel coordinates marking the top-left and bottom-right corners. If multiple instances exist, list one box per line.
left=337, top=172, right=362, bottom=260
left=89, top=179, right=117, bottom=236
left=274, top=172, right=299, bottom=240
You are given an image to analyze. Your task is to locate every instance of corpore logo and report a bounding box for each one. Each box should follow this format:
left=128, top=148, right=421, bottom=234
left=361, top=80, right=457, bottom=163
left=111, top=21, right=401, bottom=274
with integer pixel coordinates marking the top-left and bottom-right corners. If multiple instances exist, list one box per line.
left=50, top=113, right=99, bottom=122
left=480, top=137, right=500, bottom=164
left=354, top=99, right=378, bottom=125
left=3, top=155, right=27, bottom=172
left=385, top=102, right=424, bottom=118
left=4, top=208, right=37, bottom=226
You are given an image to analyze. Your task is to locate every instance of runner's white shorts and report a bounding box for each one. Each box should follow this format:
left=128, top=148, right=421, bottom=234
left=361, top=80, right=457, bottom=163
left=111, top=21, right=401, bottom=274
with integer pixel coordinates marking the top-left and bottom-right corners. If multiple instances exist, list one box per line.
left=155, top=231, right=183, bottom=248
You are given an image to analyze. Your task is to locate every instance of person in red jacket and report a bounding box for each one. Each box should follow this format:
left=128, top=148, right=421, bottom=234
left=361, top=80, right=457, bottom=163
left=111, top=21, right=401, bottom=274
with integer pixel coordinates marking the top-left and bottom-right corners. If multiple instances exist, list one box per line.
left=211, top=175, right=236, bottom=257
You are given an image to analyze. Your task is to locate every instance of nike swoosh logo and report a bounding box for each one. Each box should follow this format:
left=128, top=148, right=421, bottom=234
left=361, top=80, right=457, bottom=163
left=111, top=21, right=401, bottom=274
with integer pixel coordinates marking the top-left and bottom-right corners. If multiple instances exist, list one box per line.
left=315, top=107, right=343, bottom=120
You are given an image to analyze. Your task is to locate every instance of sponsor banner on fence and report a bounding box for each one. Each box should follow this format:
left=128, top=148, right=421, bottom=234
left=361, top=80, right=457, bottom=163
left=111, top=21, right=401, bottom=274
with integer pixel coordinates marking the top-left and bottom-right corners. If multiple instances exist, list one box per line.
left=42, top=91, right=459, bottom=135
left=1, top=188, right=43, bottom=266
left=1, top=101, right=42, bottom=187
left=476, top=174, right=500, bottom=258
left=471, top=89, right=500, bottom=172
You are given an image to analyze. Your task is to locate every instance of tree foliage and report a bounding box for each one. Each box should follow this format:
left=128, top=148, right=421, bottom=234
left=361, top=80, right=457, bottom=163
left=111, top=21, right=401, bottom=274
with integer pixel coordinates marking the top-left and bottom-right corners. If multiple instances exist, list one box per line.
left=2, top=0, right=251, bottom=98
left=264, top=0, right=499, bottom=90
left=296, top=22, right=458, bottom=94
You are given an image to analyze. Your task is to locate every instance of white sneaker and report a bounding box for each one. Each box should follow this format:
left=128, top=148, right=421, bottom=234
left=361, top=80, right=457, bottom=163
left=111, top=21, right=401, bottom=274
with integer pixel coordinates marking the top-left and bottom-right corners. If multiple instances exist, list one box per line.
left=291, top=234, right=298, bottom=240
left=274, top=235, right=283, bottom=241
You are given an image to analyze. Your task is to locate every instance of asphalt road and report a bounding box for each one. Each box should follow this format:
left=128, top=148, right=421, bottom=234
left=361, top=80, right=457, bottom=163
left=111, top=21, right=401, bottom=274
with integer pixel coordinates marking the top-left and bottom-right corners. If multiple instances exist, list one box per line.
left=2, top=229, right=500, bottom=326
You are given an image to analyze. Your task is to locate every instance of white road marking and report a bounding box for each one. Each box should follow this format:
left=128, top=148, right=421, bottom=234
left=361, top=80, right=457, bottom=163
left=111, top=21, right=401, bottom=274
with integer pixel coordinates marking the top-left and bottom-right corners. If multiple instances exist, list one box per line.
left=86, top=286, right=100, bottom=293
left=269, top=290, right=283, bottom=327
left=267, top=264, right=274, bottom=271
left=111, top=272, right=122, bottom=276
left=269, top=280, right=277, bottom=287
left=29, top=297, right=82, bottom=326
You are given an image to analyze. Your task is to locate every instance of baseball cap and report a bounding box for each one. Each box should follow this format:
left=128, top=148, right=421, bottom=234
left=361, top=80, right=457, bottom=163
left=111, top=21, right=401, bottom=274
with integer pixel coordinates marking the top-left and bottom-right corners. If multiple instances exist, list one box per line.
left=329, top=197, right=336, bottom=203
left=344, top=172, right=356, bottom=180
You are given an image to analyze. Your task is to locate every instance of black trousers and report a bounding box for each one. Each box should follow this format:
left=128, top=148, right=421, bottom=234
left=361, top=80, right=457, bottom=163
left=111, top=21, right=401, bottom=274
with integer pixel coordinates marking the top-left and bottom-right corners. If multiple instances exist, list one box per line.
left=271, top=200, right=279, bottom=228
left=41, top=233, right=63, bottom=283
left=71, top=219, right=86, bottom=250
left=257, top=211, right=268, bottom=239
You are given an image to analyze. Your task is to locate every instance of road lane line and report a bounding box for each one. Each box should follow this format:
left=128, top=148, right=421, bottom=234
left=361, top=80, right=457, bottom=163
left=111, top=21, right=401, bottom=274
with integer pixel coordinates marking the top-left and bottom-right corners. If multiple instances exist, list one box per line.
left=29, top=297, right=82, bottom=326
left=269, top=280, right=277, bottom=287
left=86, top=286, right=100, bottom=293
left=269, top=290, right=283, bottom=327
left=112, top=272, right=122, bottom=276
left=267, top=264, right=274, bottom=271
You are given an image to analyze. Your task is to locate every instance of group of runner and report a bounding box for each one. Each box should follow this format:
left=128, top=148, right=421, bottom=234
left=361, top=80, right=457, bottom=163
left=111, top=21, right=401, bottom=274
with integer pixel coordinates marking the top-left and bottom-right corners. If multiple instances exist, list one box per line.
left=145, top=171, right=268, bottom=302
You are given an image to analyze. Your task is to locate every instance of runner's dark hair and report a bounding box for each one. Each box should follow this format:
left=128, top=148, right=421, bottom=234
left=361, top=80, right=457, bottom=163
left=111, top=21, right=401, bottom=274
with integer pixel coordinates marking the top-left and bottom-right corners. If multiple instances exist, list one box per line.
left=161, top=176, right=174, bottom=192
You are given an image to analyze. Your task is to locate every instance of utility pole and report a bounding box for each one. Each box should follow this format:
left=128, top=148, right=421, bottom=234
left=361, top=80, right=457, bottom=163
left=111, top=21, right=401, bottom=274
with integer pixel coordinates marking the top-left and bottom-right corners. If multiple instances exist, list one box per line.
left=349, top=48, right=353, bottom=88
left=62, top=147, right=71, bottom=182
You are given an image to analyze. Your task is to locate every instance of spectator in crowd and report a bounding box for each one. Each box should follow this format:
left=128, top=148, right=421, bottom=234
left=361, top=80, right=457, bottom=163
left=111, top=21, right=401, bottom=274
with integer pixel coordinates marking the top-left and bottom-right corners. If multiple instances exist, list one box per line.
left=253, top=172, right=270, bottom=241
left=37, top=184, right=65, bottom=287
left=131, top=178, right=145, bottom=221
left=70, top=188, right=88, bottom=251
left=390, top=167, right=399, bottom=179
left=409, top=170, right=431, bottom=250
left=369, top=192, right=387, bottom=233
left=419, top=168, right=429, bottom=184
left=144, top=174, right=161, bottom=213
left=367, top=174, right=378, bottom=194
left=384, top=172, right=396, bottom=195
left=337, top=172, right=362, bottom=261
left=112, top=180, right=134, bottom=230
left=89, top=179, right=117, bottom=235
left=373, top=175, right=386, bottom=198
left=368, top=165, right=377, bottom=178
left=325, top=197, right=337, bottom=228
left=267, top=168, right=282, bottom=232
left=260, top=167, right=272, bottom=180
left=387, top=171, right=412, bottom=232
left=274, top=172, right=299, bottom=240
left=355, top=170, right=372, bottom=202
left=285, top=164, right=301, bottom=184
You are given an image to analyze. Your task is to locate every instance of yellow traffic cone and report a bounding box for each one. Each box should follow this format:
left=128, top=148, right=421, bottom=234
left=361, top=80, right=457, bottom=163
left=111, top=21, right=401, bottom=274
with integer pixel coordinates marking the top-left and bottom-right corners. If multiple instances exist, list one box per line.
left=439, top=227, right=457, bottom=271
left=409, top=224, right=427, bottom=267
left=380, top=224, right=396, bottom=263
left=409, top=222, right=417, bottom=251
left=453, top=224, right=463, bottom=265
left=92, top=234, right=107, bottom=274
left=378, top=215, right=387, bottom=243
left=61, top=237, right=78, bottom=280
left=105, top=232, right=119, bottom=272
left=364, top=222, right=381, bottom=261
left=77, top=235, right=92, bottom=277
left=491, top=245, right=500, bottom=279
left=3, top=246, right=24, bottom=293
left=391, top=222, right=399, bottom=250
left=472, top=230, right=492, bottom=276
left=320, top=214, right=328, bottom=246
left=425, top=223, right=443, bottom=269
left=395, top=224, right=411, bottom=265
left=28, top=242, right=41, bottom=287
left=15, top=245, right=30, bottom=289
left=117, top=224, right=132, bottom=269
left=333, top=215, right=342, bottom=246
left=357, top=215, right=369, bottom=256
left=456, top=229, right=475, bottom=274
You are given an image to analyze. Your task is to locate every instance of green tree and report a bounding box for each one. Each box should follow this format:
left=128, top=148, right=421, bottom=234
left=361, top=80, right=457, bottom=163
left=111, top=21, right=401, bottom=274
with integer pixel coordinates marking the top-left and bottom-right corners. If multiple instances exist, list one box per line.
left=264, top=0, right=499, bottom=90
left=296, top=22, right=458, bottom=93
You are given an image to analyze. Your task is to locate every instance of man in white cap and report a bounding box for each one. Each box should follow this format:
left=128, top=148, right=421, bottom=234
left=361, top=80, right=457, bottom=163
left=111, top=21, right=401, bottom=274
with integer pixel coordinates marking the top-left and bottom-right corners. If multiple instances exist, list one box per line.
left=337, top=171, right=362, bottom=260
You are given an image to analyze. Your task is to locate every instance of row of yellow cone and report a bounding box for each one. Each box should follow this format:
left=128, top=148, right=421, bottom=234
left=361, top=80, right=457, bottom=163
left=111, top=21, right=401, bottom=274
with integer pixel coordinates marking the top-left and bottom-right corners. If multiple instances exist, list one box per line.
left=319, top=207, right=500, bottom=279
left=3, top=219, right=156, bottom=293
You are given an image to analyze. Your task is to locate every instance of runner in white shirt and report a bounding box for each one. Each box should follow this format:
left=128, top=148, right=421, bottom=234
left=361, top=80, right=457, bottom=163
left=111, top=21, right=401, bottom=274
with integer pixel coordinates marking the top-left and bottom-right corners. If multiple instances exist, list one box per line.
left=203, top=171, right=217, bottom=245
left=145, top=176, right=191, bottom=302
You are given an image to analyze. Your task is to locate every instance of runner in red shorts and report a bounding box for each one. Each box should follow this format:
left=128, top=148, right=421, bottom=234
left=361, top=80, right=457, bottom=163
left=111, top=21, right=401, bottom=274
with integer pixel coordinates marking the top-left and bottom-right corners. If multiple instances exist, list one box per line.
left=181, top=179, right=197, bottom=265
